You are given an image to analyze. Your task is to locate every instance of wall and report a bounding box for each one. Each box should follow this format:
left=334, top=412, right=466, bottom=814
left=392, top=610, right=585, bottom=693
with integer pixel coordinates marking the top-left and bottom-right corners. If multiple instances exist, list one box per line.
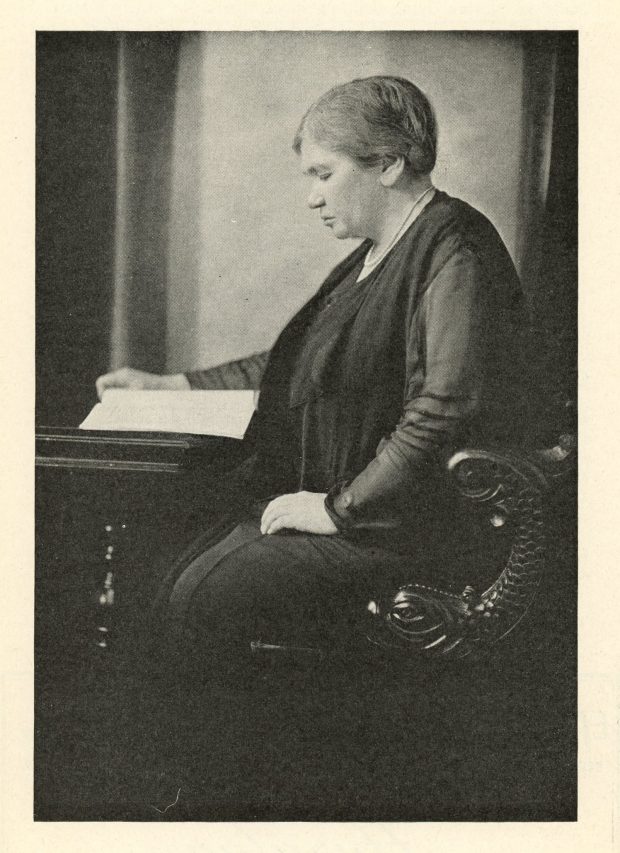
left=166, top=31, right=526, bottom=373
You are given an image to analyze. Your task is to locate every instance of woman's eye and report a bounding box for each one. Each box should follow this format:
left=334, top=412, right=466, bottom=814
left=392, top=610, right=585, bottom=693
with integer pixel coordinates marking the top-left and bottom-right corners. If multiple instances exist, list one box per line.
left=318, top=173, right=331, bottom=182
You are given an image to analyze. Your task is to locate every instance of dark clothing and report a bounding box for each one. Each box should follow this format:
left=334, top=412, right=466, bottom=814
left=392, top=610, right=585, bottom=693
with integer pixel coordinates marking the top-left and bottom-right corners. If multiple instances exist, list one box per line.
left=165, top=500, right=415, bottom=677
left=190, top=191, right=527, bottom=535
left=251, top=191, right=526, bottom=529
left=177, top=191, right=528, bottom=669
left=187, top=350, right=269, bottom=392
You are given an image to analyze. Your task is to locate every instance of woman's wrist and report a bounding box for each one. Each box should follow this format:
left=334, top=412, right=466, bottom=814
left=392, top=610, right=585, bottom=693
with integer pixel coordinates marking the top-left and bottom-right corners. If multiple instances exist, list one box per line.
left=324, top=483, right=355, bottom=531
left=160, top=373, right=191, bottom=391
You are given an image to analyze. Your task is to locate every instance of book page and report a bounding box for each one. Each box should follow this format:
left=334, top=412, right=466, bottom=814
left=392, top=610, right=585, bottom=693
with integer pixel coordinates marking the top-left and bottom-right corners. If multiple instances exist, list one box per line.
left=79, top=389, right=256, bottom=439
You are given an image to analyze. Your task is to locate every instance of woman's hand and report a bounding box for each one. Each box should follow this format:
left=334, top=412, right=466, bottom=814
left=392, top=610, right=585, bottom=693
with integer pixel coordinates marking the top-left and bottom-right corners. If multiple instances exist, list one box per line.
left=95, top=367, right=190, bottom=400
left=261, top=491, right=338, bottom=536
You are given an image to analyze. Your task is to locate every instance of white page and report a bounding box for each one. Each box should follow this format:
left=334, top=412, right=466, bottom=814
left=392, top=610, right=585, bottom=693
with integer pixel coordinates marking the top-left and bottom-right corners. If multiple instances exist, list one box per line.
left=79, top=389, right=256, bottom=439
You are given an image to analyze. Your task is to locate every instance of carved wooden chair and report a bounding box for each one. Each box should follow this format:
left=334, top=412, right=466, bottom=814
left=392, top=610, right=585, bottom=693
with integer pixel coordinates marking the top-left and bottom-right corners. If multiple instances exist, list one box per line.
left=364, top=433, right=575, bottom=659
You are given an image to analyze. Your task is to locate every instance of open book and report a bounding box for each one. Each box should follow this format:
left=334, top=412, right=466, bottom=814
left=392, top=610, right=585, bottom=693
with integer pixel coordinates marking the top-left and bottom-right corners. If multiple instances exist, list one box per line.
left=79, top=389, right=256, bottom=440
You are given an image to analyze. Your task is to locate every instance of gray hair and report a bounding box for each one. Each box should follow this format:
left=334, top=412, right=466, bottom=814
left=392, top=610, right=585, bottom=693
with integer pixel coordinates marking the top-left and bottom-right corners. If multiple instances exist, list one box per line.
left=293, top=75, right=437, bottom=176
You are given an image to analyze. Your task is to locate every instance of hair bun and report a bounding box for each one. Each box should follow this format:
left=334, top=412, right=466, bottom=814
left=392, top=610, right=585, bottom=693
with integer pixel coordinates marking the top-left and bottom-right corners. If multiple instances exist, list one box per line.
left=407, top=142, right=434, bottom=175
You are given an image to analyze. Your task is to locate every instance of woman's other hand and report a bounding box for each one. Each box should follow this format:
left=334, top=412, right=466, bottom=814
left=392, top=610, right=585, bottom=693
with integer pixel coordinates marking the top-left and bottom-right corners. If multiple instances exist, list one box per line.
left=261, top=491, right=338, bottom=536
left=95, top=367, right=190, bottom=400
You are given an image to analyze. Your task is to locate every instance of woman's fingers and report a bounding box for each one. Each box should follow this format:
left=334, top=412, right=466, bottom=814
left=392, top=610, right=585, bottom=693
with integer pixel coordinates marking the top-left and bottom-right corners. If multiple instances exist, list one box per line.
left=260, top=492, right=335, bottom=536
left=95, top=371, right=122, bottom=400
left=260, top=496, right=294, bottom=533
left=95, top=367, right=133, bottom=400
left=96, top=368, right=191, bottom=399
left=94, top=367, right=155, bottom=400
left=264, top=514, right=296, bottom=535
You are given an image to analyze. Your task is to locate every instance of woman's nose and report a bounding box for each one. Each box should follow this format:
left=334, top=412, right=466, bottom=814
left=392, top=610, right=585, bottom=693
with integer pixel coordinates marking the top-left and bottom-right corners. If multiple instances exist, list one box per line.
left=307, top=188, right=325, bottom=209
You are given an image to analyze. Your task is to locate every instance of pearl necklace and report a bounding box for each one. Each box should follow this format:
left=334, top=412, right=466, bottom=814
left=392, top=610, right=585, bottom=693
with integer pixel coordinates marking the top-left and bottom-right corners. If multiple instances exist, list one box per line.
left=362, top=186, right=435, bottom=271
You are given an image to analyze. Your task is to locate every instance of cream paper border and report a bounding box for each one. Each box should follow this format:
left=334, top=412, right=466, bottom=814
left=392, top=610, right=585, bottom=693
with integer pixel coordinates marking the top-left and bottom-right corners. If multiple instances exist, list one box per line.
left=2, top=2, right=618, bottom=851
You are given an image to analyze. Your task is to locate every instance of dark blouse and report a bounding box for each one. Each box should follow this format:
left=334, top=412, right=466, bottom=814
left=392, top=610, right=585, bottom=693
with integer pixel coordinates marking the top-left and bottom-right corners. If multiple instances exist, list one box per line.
left=187, top=191, right=530, bottom=541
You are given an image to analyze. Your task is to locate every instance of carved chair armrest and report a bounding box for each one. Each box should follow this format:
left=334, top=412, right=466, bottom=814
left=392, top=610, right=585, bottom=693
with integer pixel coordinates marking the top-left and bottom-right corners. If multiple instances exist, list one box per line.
left=365, top=434, right=576, bottom=659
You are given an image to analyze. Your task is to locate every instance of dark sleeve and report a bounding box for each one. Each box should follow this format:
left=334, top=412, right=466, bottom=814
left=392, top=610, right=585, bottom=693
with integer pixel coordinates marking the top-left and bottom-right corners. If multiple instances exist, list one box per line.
left=185, top=350, right=271, bottom=390
left=326, top=249, right=490, bottom=529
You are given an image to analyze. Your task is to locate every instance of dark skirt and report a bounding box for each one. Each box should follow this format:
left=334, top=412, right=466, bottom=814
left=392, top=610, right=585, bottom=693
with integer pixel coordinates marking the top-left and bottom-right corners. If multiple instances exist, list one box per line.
left=160, top=500, right=415, bottom=682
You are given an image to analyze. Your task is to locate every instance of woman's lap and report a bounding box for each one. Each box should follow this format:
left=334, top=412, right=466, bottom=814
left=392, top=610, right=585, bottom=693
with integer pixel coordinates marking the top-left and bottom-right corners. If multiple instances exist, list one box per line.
left=164, top=502, right=409, bottom=675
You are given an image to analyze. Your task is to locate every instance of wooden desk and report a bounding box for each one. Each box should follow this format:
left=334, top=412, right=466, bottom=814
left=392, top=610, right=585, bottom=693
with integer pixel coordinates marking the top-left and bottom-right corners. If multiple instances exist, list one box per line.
left=35, top=427, right=249, bottom=681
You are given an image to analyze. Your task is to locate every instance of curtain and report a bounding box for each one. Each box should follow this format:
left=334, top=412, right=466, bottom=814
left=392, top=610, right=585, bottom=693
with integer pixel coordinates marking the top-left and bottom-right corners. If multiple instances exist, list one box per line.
left=36, top=32, right=119, bottom=426
left=520, top=33, right=578, bottom=414
left=109, top=32, right=183, bottom=373
left=516, top=33, right=559, bottom=301
left=534, top=33, right=578, bottom=403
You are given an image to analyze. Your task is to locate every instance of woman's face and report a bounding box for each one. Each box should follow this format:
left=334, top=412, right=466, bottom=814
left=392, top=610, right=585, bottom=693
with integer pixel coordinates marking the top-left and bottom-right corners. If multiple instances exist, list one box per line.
left=299, top=137, right=386, bottom=242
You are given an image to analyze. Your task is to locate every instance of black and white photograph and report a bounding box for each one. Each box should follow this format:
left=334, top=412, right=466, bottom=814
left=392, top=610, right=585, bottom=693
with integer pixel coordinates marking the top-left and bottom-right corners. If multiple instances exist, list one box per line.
left=33, top=30, right=578, bottom=824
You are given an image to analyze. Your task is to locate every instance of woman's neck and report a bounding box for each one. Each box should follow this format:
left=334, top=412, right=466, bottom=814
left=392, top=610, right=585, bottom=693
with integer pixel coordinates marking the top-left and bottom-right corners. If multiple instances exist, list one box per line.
left=368, top=177, right=434, bottom=256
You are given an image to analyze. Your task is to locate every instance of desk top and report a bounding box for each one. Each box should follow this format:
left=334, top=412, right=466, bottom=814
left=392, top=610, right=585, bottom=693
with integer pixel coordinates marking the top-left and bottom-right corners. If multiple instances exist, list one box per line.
left=36, top=427, right=248, bottom=474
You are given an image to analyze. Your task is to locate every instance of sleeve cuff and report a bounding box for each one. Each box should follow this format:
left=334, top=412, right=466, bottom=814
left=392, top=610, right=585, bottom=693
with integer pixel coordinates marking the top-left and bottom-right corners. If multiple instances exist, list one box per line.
left=324, top=482, right=357, bottom=531
left=185, top=369, right=221, bottom=390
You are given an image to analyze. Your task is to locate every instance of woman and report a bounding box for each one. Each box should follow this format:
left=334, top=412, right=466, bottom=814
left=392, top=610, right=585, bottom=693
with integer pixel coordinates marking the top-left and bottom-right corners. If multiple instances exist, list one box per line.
left=98, top=76, right=528, bottom=681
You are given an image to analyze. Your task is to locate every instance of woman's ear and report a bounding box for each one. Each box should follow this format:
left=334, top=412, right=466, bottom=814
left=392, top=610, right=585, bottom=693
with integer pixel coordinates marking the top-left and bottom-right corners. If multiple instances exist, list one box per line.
left=379, top=155, right=406, bottom=187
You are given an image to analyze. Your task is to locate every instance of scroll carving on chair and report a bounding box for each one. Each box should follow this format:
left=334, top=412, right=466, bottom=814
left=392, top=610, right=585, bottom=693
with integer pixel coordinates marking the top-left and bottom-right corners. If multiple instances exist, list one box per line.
left=365, top=434, right=576, bottom=659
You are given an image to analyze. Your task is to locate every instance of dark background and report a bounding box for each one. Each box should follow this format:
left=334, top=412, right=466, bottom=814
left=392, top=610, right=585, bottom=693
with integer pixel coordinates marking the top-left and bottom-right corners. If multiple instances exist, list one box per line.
left=37, top=32, right=119, bottom=425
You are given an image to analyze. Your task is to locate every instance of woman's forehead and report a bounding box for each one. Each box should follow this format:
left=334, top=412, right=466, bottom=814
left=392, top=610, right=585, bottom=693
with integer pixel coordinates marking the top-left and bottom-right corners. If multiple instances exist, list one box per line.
left=299, top=139, right=349, bottom=174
